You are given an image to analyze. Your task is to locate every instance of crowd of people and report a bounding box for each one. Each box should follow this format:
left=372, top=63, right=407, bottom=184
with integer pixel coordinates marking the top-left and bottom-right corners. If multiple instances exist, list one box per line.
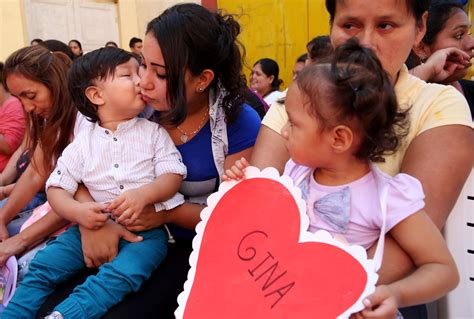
left=0, top=0, right=472, bottom=318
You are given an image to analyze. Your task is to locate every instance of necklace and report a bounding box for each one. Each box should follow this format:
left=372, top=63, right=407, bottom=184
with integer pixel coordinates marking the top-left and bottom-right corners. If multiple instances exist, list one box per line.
left=176, top=107, right=209, bottom=143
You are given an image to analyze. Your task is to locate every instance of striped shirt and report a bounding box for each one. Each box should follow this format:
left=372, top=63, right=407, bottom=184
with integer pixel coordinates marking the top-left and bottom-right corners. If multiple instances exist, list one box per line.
left=46, top=117, right=186, bottom=212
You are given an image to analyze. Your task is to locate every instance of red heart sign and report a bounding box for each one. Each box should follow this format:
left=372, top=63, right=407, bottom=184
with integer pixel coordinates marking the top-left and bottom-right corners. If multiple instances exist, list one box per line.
left=177, top=172, right=374, bottom=318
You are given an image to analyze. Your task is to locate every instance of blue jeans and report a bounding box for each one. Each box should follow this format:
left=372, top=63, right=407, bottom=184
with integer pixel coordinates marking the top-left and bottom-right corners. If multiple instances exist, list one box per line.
left=6, top=209, right=32, bottom=236
left=2, top=225, right=167, bottom=319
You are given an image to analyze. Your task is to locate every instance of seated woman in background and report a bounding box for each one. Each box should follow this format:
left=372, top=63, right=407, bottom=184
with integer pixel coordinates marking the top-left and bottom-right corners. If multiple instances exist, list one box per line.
left=0, top=45, right=78, bottom=263
left=68, top=39, right=83, bottom=59
left=292, top=53, right=307, bottom=80
left=0, top=41, right=83, bottom=237
left=410, top=0, right=474, bottom=118
left=0, top=62, right=25, bottom=174
left=250, top=58, right=285, bottom=105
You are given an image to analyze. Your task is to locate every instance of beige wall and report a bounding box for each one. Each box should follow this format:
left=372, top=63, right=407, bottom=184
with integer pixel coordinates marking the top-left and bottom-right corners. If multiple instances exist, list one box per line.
left=116, top=0, right=201, bottom=50
left=0, top=0, right=27, bottom=62
left=0, top=0, right=201, bottom=61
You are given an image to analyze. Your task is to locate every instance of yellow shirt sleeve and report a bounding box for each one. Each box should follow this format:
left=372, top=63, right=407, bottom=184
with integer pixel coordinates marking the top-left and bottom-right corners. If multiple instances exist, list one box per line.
left=411, top=83, right=473, bottom=135
left=261, top=100, right=288, bottom=134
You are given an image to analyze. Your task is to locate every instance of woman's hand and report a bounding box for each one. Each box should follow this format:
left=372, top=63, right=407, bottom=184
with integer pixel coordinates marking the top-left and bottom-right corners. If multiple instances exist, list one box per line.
left=0, top=216, right=9, bottom=241
left=411, top=47, right=472, bottom=83
left=79, top=220, right=143, bottom=268
left=125, top=204, right=167, bottom=232
left=0, top=234, right=28, bottom=266
left=0, top=186, right=7, bottom=201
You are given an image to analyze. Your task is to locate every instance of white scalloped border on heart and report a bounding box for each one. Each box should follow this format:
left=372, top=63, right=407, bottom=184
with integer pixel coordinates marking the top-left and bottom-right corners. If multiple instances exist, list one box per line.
left=175, top=166, right=379, bottom=319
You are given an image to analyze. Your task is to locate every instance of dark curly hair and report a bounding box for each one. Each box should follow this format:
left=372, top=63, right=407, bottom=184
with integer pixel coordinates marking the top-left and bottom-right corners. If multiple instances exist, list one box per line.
left=297, top=39, right=409, bottom=162
left=68, top=47, right=134, bottom=123
left=146, top=3, right=245, bottom=125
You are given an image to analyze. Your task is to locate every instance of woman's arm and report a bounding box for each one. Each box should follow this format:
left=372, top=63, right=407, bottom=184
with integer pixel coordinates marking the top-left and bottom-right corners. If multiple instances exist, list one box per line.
left=0, top=184, right=15, bottom=200
left=373, top=125, right=473, bottom=283
left=127, top=203, right=204, bottom=232
left=386, top=211, right=458, bottom=307
left=0, top=146, right=48, bottom=239
left=0, top=140, right=24, bottom=186
left=251, top=125, right=289, bottom=174
left=0, top=134, right=13, bottom=155
left=402, top=125, right=473, bottom=228
left=0, top=209, right=68, bottom=266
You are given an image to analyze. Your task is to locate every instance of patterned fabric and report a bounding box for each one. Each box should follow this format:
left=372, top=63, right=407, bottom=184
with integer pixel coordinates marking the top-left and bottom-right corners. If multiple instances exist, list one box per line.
left=46, top=117, right=186, bottom=212
left=313, top=187, right=351, bottom=233
left=285, top=160, right=425, bottom=250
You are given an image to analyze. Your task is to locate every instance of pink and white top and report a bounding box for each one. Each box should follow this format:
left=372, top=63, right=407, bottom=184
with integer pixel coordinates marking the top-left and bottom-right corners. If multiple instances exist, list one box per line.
left=284, top=160, right=425, bottom=249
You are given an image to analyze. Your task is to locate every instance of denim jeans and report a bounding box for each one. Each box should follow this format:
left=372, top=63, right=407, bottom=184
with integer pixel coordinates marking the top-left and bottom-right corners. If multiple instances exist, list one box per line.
left=2, top=225, right=167, bottom=319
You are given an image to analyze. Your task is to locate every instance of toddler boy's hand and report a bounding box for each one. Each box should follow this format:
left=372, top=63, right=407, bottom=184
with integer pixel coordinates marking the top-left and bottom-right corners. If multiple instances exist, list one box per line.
left=221, top=157, right=249, bottom=181
left=76, top=202, right=109, bottom=230
left=108, top=189, right=147, bottom=226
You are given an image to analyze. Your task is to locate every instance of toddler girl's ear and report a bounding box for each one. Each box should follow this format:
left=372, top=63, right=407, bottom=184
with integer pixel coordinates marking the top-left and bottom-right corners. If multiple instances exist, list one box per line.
left=84, top=86, right=105, bottom=106
left=330, top=125, right=354, bottom=154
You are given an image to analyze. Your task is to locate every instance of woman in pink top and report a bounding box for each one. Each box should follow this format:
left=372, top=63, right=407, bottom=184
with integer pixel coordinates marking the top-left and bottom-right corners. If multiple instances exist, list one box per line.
left=0, top=63, right=25, bottom=173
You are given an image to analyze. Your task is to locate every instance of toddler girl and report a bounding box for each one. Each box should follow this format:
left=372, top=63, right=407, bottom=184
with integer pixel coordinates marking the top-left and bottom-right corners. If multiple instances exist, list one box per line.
left=224, top=40, right=459, bottom=318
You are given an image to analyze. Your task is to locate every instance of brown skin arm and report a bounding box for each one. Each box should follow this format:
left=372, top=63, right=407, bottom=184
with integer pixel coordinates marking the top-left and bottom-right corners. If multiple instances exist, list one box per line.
left=250, top=125, right=289, bottom=174
left=0, top=137, right=26, bottom=186
left=401, top=125, right=473, bottom=229
left=0, top=146, right=48, bottom=240
left=373, top=125, right=474, bottom=284
left=0, top=210, right=68, bottom=267
left=0, top=134, right=13, bottom=155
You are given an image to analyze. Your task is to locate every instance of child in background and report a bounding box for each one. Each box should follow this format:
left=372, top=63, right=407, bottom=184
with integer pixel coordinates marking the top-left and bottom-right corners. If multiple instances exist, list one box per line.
left=223, top=40, right=459, bottom=318
left=2, top=48, right=186, bottom=319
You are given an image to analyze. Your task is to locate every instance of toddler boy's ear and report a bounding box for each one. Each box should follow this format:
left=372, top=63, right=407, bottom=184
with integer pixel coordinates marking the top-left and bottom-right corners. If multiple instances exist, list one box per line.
left=84, top=86, right=105, bottom=106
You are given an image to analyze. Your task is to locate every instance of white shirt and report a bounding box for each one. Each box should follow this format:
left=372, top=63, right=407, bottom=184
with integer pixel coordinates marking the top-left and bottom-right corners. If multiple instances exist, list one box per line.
left=47, top=117, right=186, bottom=211
left=263, top=90, right=285, bottom=106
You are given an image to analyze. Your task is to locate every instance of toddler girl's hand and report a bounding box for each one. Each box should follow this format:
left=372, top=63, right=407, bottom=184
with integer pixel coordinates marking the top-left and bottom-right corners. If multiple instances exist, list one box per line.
left=76, top=202, right=109, bottom=230
left=108, top=189, right=146, bottom=225
left=221, top=157, right=249, bottom=181
left=351, top=285, right=399, bottom=319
